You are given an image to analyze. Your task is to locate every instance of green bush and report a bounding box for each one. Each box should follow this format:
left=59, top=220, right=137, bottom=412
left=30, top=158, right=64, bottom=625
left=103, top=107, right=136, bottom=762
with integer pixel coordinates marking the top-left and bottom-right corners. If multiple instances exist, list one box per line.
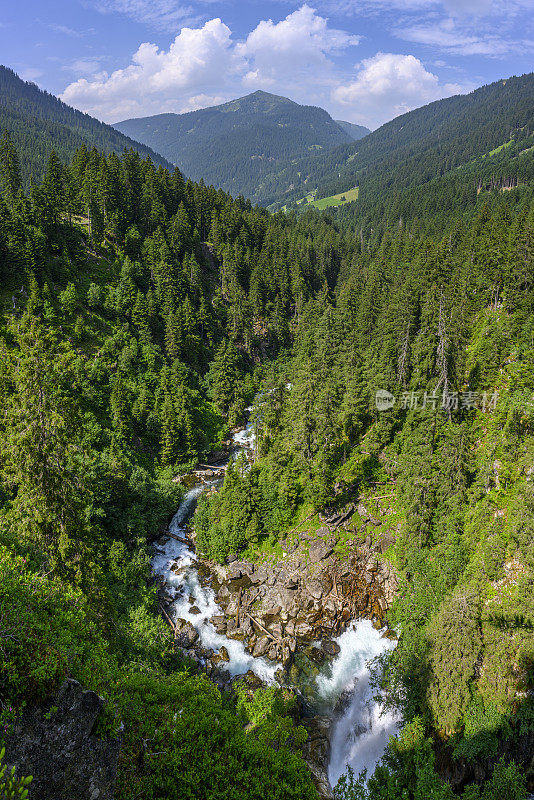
left=0, top=747, right=32, bottom=800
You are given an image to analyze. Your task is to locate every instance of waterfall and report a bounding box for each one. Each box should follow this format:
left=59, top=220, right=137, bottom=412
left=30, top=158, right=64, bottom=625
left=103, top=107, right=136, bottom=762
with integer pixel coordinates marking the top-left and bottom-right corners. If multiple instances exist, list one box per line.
left=152, top=483, right=278, bottom=682
left=316, top=620, right=399, bottom=787
left=153, top=415, right=398, bottom=786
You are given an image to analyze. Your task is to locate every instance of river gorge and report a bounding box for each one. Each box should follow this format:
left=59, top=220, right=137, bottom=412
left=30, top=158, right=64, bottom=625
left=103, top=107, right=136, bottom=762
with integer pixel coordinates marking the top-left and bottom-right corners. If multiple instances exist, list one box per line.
left=152, top=421, right=400, bottom=797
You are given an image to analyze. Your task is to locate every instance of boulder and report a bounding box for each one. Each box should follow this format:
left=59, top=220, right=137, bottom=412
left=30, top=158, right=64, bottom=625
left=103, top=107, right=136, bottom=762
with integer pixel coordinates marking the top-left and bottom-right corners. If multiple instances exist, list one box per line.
left=218, top=645, right=230, bottom=662
left=321, top=640, right=341, bottom=656
left=176, top=621, right=199, bottom=648
left=306, top=578, right=325, bottom=600
left=252, top=637, right=271, bottom=657
left=308, top=540, right=334, bottom=562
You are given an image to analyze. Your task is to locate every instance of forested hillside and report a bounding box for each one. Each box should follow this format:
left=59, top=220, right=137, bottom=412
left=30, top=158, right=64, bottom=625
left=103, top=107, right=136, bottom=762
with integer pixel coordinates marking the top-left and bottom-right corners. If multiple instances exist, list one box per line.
left=0, top=66, right=172, bottom=187
left=114, top=90, right=354, bottom=204
left=269, top=73, right=534, bottom=211
left=196, top=180, right=534, bottom=798
left=0, top=130, right=352, bottom=799
left=335, top=120, right=371, bottom=141
left=1, top=64, right=534, bottom=800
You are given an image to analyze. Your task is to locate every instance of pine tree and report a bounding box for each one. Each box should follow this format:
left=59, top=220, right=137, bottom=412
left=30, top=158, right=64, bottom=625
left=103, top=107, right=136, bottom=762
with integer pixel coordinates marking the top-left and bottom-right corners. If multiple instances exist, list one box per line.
left=0, top=130, right=22, bottom=205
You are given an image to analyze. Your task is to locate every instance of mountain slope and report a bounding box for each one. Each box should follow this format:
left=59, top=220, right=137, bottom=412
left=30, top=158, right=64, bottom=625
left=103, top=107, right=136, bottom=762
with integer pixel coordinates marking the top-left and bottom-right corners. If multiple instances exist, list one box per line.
left=0, top=66, right=172, bottom=185
left=114, top=90, right=353, bottom=202
left=266, top=72, right=534, bottom=209
left=335, top=120, right=370, bottom=140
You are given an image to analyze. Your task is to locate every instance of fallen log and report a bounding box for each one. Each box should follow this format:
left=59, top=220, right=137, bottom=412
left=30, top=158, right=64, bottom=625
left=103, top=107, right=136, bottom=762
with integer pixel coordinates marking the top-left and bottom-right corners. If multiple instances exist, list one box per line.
left=159, top=604, right=178, bottom=636
left=244, top=611, right=282, bottom=644
left=168, top=532, right=191, bottom=546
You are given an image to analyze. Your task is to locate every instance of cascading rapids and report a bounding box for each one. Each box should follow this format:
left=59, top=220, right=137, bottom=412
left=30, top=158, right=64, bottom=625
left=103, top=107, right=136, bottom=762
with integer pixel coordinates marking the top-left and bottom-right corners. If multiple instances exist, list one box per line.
left=152, top=417, right=398, bottom=787
left=316, top=619, right=399, bottom=787
left=152, top=484, right=278, bottom=682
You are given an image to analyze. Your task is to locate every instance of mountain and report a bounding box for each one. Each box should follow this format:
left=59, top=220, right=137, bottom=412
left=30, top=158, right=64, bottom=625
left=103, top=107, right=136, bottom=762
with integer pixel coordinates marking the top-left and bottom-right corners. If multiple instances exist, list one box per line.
left=0, top=66, right=172, bottom=185
left=114, top=90, right=353, bottom=203
left=335, top=120, right=370, bottom=140
left=269, top=73, right=534, bottom=209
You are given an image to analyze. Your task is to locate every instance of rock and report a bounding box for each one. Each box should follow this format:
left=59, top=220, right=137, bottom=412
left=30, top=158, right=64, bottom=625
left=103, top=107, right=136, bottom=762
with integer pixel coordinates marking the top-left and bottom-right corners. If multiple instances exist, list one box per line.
left=218, top=646, right=230, bottom=662
left=308, top=540, right=334, bottom=562
left=252, top=636, right=271, bottom=657
left=295, top=620, right=314, bottom=638
left=262, top=606, right=282, bottom=617
left=321, top=640, right=341, bottom=656
left=226, top=563, right=243, bottom=580
left=189, top=605, right=201, bottom=615
left=240, top=670, right=264, bottom=691
left=176, top=621, right=199, bottom=648
left=306, top=578, right=325, bottom=600
left=301, top=715, right=333, bottom=799
left=211, top=615, right=227, bottom=633
left=4, top=679, right=120, bottom=800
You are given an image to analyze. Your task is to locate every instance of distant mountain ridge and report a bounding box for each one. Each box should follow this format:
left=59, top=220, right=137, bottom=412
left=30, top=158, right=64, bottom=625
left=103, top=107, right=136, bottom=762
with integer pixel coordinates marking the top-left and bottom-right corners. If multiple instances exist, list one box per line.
left=0, top=66, right=172, bottom=185
left=114, top=90, right=356, bottom=202
left=335, top=120, right=371, bottom=140
left=269, top=72, right=534, bottom=209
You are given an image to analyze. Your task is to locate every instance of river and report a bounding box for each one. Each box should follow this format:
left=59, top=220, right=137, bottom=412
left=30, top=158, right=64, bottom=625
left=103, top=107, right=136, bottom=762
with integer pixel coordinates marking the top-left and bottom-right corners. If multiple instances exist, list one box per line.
left=152, top=422, right=398, bottom=792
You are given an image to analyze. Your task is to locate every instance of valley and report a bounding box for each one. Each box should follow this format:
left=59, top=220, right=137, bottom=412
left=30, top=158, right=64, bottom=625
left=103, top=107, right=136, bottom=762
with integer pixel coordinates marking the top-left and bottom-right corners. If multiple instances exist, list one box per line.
left=0, top=59, right=533, bottom=800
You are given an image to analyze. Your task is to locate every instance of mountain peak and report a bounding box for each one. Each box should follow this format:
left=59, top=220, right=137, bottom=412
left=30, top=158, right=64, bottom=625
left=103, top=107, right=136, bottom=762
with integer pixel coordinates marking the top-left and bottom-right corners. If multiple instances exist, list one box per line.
left=114, top=90, right=354, bottom=202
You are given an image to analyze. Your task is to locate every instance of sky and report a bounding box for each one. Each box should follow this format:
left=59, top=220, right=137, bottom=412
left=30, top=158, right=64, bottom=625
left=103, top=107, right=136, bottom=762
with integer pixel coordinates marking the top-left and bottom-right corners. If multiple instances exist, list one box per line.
left=1, top=0, right=533, bottom=130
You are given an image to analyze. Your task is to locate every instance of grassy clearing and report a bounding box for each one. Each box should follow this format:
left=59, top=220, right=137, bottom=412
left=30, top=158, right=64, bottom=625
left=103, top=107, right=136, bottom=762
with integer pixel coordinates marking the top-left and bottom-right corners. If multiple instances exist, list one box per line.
left=484, top=139, right=514, bottom=158
left=281, top=186, right=359, bottom=213
left=308, top=186, right=359, bottom=209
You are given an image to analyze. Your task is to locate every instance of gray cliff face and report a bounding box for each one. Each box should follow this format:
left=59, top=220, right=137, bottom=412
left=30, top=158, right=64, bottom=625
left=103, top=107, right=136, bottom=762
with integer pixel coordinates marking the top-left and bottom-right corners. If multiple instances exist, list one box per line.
left=4, top=679, right=120, bottom=800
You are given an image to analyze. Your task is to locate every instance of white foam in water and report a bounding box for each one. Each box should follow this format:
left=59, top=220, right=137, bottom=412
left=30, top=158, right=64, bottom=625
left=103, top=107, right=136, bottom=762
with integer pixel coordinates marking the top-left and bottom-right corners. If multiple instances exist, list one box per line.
left=232, top=413, right=256, bottom=449
left=152, top=485, right=277, bottom=683
left=316, top=619, right=399, bottom=788
left=154, top=422, right=398, bottom=786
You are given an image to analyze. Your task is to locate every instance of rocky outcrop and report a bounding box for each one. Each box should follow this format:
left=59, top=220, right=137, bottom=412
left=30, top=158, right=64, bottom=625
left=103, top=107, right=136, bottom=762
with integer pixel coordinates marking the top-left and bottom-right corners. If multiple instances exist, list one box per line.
left=301, top=715, right=334, bottom=799
left=204, top=523, right=398, bottom=668
left=4, top=679, right=120, bottom=800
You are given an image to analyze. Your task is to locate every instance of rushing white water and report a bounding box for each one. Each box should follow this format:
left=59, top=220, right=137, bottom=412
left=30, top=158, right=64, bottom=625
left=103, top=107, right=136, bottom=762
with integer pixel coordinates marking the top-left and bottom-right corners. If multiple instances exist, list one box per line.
left=153, top=416, right=397, bottom=785
left=316, top=619, right=399, bottom=787
left=152, top=478, right=277, bottom=682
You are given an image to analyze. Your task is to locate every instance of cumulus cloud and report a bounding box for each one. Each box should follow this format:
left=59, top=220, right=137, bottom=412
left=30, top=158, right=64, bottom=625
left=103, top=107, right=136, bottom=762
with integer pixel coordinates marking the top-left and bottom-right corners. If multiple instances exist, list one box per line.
left=237, top=5, right=360, bottom=90
left=61, top=18, right=241, bottom=121
left=61, top=6, right=473, bottom=129
left=333, top=53, right=465, bottom=127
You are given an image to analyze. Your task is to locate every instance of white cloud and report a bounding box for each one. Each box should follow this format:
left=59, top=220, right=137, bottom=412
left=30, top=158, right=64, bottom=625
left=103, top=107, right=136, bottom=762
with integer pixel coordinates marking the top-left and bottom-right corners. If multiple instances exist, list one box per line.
left=333, top=52, right=466, bottom=127
left=60, top=6, right=479, bottom=131
left=89, top=0, right=196, bottom=32
left=318, top=0, right=496, bottom=16
left=61, top=6, right=362, bottom=121
left=397, top=19, right=529, bottom=55
left=61, top=18, right=241, bottom=121
left=62, top=57, right=107, bottom=77
left=48, top=24, right=86, bottom=37
left=237, top=5, right=360, bottom=91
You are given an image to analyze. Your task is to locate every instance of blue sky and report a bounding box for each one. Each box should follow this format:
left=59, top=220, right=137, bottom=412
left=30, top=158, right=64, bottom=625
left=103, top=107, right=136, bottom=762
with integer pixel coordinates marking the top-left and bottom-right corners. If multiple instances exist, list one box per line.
left=1, top=0, right=532, bottom=128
